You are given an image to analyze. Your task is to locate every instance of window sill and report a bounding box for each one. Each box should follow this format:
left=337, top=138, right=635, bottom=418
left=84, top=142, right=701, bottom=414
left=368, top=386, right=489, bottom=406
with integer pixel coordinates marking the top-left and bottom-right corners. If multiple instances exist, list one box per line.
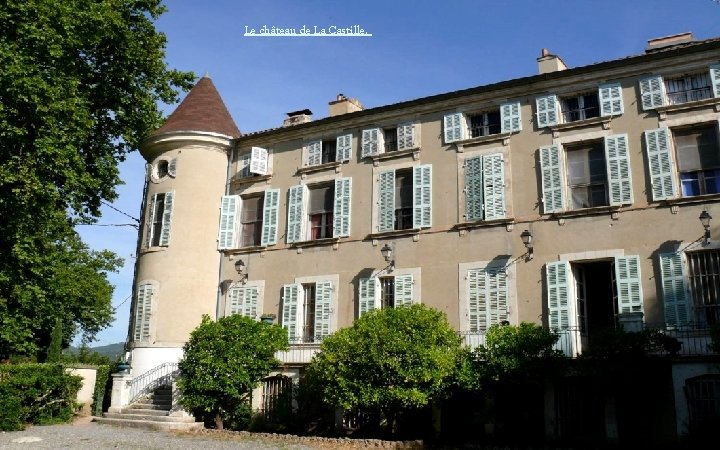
left=454, top=218, right=515, bottom=230
left=139, top=246, right=168, bottom=255
left=454, top=132, right=511, bottom=151
left=367, top=228, right=421, bottom=240
left=656, top=97, right=720, bottom=120
left=290, top=237, right=341, bottom=250
left=223, top=246, right=268, bottom=255
left=231, top=174, right=273, bottom=186
left=296, top=161, right=342, bottom=178
left=662, top=194, right=720, bottom=207
left=548, top=116, right=611, bottom=137
left=367, top=147, right=420, bottom=165
left=550, top=205, right=622, bottom=220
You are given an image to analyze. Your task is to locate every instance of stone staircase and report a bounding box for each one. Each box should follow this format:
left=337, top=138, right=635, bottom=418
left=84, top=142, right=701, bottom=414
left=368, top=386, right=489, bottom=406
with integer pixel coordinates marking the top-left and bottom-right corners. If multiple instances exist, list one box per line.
left=94, top=385, right=203, bottom=431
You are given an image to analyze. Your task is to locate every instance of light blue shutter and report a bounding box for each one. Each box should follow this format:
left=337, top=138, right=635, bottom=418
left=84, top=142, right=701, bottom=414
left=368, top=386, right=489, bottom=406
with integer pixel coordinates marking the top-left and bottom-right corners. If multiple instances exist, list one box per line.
left=229, top=287, right=259, bottom=319
left=540, top=145, right=565, bottom=213
left=547, top=261, right=572, bottom=330
left=394, top=274, right=414, bottom=307
left=134, top=284, right=153, bottom=342
left=599, top=83, right=624, bottom=116
left=500, top=102, right=522, bottom=133
left=615, top=255, right=643, bottom=314
left=536, top=94, right=558, bottom=127
left=250, top=147, right=269, bottom=175
left=261, top=189, right=279, bottom=246
left=314, top=281, right=333, bottom=341
left=144, top=195, right=157, bottom=248
left=336, top=134, right=352, bottom=162
left=359, top=278, right=378, bottom=316
left=286, top=185, right=306, bottom=243
left=218, top=195, right=239, bottom=250
left=467, top=269, right=484, bottom=332
left=413, top=165, right=432, bottom=228
left=306, top=140, right=322, bottom=166
left=464, top=156, right=484, bottom=222
left=168, top=158, right=177, bottom=177
left=159, top=191, right=174, bottom=246
left=711, top=64, right=720, bottom=98
left=639, top=75, right=665, bottom=110
left=482, top=153, right=506, bottom=220
left=645, top=128, right=676, bottom=200
left=604, top=134, right=633, bottom=206
left=487, top=268, right=509, bottom=327
left=444, top=112, right=464, bottom=143
left=333, top=177, right=352, bottom=238
left=228, top=287, right=242, bottom=315
left=282, top=284, right=302, bottom=340
left=397, top=123, right=415, bottom=150
left=660, top=253, right=689, bottom=327
left=361, top=128, right=381, bottom=157
left=378, top=170, right=395, bottom=232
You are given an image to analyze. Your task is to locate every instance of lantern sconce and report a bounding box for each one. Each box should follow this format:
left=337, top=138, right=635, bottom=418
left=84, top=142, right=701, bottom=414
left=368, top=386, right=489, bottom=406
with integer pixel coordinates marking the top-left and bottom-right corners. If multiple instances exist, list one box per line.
left=520, top=229, right=534, bottom=261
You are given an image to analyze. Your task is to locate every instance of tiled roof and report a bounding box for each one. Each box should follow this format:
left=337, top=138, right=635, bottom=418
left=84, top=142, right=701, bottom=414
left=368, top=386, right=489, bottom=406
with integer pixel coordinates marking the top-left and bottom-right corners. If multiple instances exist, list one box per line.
left=151, top=75, right=241, bottom=138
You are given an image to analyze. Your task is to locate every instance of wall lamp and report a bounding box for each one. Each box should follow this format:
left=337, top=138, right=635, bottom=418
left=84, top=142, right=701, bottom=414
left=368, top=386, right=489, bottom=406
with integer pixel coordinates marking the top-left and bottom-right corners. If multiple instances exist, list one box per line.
left=520, top=229, right=534, bottom=261
left=700, top=209, right=712, bottom=246
left=234, top=259, right=248, bottom=285
left=380, top=243, right=395, bottom=272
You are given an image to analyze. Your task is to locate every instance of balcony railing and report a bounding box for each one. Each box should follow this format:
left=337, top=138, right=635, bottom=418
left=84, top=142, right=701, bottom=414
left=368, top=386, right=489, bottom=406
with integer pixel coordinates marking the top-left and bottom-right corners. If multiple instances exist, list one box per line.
left=275, top=336, right=322, bottom=365
left=667, top=87, right=713, bottom=105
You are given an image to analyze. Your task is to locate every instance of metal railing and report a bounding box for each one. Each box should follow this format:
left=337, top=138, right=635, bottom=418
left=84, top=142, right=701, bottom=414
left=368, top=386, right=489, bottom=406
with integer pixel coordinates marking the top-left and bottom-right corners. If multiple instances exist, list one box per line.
left=128, top=362, right=179, bottom=404
left=667, top=87, right=713, bottom=105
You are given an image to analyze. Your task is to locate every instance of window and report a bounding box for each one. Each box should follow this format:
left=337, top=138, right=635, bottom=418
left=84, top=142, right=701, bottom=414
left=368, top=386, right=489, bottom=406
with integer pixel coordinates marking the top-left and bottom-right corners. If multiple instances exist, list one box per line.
left=217, top=190, right=280, bottom=249
left=228, top=286, right=260, bottom=319
left=304, top=134, right=352, bottom=167
left=358, top=273, right=415, bottom=316
left=377, top=165, right=431, bottom=232
left=660, top=250, right=720, bottom=327
left=467, top=267, right=508, bottom=332
left=379, top=277, right=395, bottom=308
left=444, top=102, right=521, bottom=143
left=462, top=153, right=506, bottom=222
left=286, top=177, right=352, bottom=243
left=145, top=191, right=174, bottom=247
left=383, top=127, right=398, bottom=152
left=644, top=124, right=720, bottom=200
left=282, top=281, right=333, bottom=343
left=238, top=147, right=270, bottom=177
left=559, top=92, right=600, bottom=123
left=133, top=284, right=153, bottom=342
left=535, top=83, right=623, bottom=128
left=151, top=157, right=176, bottom=183
left=639, top=65, right=720, bottom=110
left=539, top=134, right=632, bottom=213
left=361, top=123, right=417, bottom=157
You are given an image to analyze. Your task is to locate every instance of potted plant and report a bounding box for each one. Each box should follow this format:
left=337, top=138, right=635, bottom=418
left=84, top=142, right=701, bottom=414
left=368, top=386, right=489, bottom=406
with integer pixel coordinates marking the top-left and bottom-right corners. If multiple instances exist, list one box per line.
left=260, top=313, right=276, bottom=325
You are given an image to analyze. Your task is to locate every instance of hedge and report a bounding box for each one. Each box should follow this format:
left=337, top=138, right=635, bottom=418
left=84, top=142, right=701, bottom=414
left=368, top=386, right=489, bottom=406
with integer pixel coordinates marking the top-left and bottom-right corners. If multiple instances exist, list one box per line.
left=92, top=364, right=111, bottom=416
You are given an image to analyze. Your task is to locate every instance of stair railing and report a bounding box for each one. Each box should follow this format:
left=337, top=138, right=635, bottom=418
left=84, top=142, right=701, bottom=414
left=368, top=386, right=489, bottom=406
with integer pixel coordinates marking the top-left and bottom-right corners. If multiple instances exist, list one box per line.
left=128, top=362, right=179, bottom=404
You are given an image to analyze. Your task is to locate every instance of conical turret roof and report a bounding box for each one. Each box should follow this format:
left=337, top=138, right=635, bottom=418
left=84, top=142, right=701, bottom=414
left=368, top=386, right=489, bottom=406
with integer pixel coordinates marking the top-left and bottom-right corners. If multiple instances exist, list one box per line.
left=151, top=75, right=240, bottom=138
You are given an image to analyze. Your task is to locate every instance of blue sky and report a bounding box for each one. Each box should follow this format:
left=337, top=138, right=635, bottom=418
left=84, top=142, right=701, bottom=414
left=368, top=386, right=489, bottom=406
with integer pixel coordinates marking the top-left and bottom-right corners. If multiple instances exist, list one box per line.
left=80, top=0, right=720, bottom=346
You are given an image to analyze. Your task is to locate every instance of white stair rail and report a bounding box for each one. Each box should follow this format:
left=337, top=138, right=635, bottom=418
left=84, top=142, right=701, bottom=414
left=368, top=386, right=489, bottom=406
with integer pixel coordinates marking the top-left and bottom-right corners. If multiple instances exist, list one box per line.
left=128, top=362, right=179, bottom=404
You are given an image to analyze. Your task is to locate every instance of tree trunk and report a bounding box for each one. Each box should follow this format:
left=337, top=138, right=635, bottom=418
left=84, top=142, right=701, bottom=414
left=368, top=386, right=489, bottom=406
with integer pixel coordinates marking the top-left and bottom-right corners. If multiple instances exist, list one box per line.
left=214, top=412, right=224, bottom=430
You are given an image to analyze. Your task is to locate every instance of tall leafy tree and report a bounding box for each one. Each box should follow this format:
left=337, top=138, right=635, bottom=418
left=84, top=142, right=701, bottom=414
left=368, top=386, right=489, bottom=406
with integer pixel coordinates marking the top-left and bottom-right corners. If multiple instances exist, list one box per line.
left=0, top=0, right=194, bottom=359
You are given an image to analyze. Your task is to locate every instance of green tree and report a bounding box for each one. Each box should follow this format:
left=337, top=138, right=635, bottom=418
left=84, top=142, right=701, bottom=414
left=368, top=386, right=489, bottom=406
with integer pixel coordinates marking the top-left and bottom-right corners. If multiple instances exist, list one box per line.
left=177, top=314, right=289, bottom=430
left=0, top=0, right=193, bottom=359
left=306, top=304, right=462, bottom=436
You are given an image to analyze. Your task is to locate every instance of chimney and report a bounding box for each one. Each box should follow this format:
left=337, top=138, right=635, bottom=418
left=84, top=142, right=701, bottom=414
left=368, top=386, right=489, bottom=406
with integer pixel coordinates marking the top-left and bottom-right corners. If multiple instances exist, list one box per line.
left=646, top=32, right=695, bottom=53
left=283, top=109, right=312, bottom=127
left=537, top=48, right=568, bottom=74
left=329, top=93, right=363, bottom=117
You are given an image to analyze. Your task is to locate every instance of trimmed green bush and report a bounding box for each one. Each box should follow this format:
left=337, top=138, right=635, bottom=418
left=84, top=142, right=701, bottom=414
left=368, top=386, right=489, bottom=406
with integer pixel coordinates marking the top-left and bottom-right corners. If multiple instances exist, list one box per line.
left=91, top=364, right=111, bottom=416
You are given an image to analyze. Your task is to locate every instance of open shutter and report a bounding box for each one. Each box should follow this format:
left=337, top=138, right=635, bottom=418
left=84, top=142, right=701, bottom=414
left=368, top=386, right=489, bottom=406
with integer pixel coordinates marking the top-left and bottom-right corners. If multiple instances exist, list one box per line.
left=599, top=83, right=624, bottom=116
left=615, top=255, right=643, bottom=314
left=546, top=261, right=573, bottom=330
left=467, top=269, right=484, bottom=332
left=639, top=75, right=665, bottom=110
left=218, top=195, right=239, bottom=249
left=539, top=145, right=565, bottom=213
left=644, top=128, right=676, bottom=201
left=378, top=170, right=395, bottom=232
left=261, top=189, right=280, bottom=246
left=536, top=94, right=558, bottom=127
left=711, top=64, right=720, bottom=98
left=168, top=158, right=177, bottom=177
left=361, top=128, right=382, bottom=157
left=282, top=284, right=302, bottom=341
left=359, top=278, right=379, bottom=316
left=464, top=156, right=484, bottom=222
left=444, top=112, right=464, bottom=143
left=144, top=195, right=157, bottom=248
left=159, top=191, right=174, bottom=246
left=333, top=177, right=352, bottom=238
left=306, top=140, right=322, bottom=166
left=336, top=133, right=352, bottom=162
left=249, top=147, right=269, bottom=175
left=286, top=185, right=306, bottom=243
left=482, top=153, right=506, bottom=220
left=413, top=164, right=432, bottom=228
left=487, top=268, right=509, bottom=327
left=604, top=134, right=633, bottom=206
left=395, top=274, right=414, bottom=307
left=500, top=101, right=522, bottom=133
left=397, top=123, right=415, bottom=150
left=134, top=284, right=153, bottom=342
left=314, top=281, right=333, bottom=341
left=660, top=253, right=689, bottom=327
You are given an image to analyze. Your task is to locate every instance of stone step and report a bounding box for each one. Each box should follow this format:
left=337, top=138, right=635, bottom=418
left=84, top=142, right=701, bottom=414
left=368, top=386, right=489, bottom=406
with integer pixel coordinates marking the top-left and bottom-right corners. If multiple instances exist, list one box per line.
left=94, top=417, right=203, bottom=432
left=103, top=412, right=197, bottom=423
left=128, top=403, right=171, bottom=411
left=151, top=394, right=172, bottom=401
left=147, top=398, right=172, bottom=406
left=121, top=407, right=171, bottom=416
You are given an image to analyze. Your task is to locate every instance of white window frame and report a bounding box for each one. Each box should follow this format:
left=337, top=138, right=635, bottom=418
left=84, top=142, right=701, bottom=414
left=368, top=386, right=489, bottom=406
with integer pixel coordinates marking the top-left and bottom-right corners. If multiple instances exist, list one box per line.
left=361, top=122, right=420, bottom=157
left=536, top=83, right=624, bottom=128
left=639, top=65, right=720, bottom=111
left=282, top=274, right=339, bottom=343
left=457, top=147, right=511, bottom=223
left=238, top=147, right=273, bottom=177
left=372, top=162, right=432, bottom=233
left=144, top=191, right=175, bottom=248
left=285, top=174, right=353, bottom=244
left=358, top=267, right=421, bottom=317
left=150, top=156, right=177, bottom=183
left=218, top=188, right=280, bottom=250
left=443, top=102, right=522, bottom=144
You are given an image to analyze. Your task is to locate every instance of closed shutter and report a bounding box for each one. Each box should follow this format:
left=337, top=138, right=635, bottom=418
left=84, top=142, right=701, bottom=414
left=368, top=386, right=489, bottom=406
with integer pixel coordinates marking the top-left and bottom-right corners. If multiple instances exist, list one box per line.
left=144, top=195, right=157, bottom=248
left=168, top=158, right=177, bottom=177
left=261, top=189, right=280, bottom=246
left=500, top=101, right=522, bottom=133
left=333, top=177, right=352, bottom=237
left=336, top=133, right=352, bottom=162
left=464, top=156, right=484, bottom=222
left=397, top=123, right=415, bottom=150
left=159, top=191, right=174, bottom=246
left=282, top=284, right=302, bottom=340
left=394, top=274, right=414, bottom=307
left=536, top=94, right=558, bottom=127
left=228, top=287, right=242, bottom=315
left=134, top=284, right=153, bottom=342
left=413, top=165, right=432, bottom=228
left=286, top=185, right=306, bottom=243
left=378, top=170, right=396, bottom=232
left=306, top=140, right=322, bottom=166
left=218, top=195, right=239, bottom=250
left=482, top=153, right=506, bottom=220
left=615, top=255, right=643, bottom=314
left=444, top=112, right=465, bottom=143
left=639, top=75, right=665, bottom=110
left=546, top=261, right=572, bottom=330
left=228, top=287, right=258, bottom=319
left=487, top=268, right=509, bottom=327
left=359, top=278, right=379, bottom=316
left=599, top=83, right=624, bottom=116
left=467, top=269, right=484, bottom=332
left=660, top=253, right=689, bottom=327
left=644, top=128, right=676, bottom=200
left=361, top=128, right=382, bottom=157
left=314, top=281, right=333, bottom=340
left=539, top=145, right=565, bottom=213
left=250, top=147, right=269, bottom=175
left=711, top=64, right=720, bottom=98
left=604, top=134, right=633, bottom=205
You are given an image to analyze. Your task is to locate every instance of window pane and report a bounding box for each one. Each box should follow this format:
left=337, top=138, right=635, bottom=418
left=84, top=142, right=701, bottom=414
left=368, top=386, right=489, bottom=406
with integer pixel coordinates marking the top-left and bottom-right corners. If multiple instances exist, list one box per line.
left=309, top=185, right=333, bottom=213
left=240, top=195, right=263, bottom=246
left=675, top=126, right=720, bottom=172
left=687, top=250, right=720, bottom=326
left=380, top=277, right=394, bottom=309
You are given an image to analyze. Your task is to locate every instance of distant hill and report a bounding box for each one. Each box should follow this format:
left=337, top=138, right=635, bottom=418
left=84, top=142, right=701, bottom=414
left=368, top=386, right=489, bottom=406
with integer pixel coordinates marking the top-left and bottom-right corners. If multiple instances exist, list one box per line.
left=65, top=342, right=125, bottom=360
